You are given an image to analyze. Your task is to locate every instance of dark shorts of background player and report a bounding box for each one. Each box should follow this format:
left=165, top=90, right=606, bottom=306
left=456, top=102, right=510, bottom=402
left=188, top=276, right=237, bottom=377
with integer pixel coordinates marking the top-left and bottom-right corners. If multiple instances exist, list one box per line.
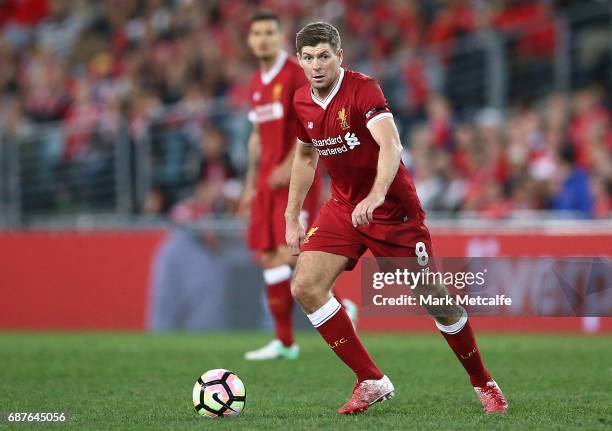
left=300, top=199, right=435, bottom=271
left=248, top=185, right=321, bottom=252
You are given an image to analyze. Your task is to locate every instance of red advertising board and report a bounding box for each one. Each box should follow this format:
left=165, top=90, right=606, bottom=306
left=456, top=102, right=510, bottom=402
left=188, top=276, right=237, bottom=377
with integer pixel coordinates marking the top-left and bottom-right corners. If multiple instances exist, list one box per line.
left=0, top=229, right=610, bottom=332
left=0, top=231, right=163, bottom=330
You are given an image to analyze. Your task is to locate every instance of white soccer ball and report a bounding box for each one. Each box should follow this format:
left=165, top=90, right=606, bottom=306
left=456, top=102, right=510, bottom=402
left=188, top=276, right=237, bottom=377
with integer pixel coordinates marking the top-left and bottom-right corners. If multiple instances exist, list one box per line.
left=192, top=369, right=246, bottom=418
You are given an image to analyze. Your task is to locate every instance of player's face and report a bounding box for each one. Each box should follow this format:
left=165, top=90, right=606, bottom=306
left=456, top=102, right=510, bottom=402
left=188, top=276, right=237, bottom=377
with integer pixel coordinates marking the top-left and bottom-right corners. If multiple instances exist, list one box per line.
left=248, top=20, right=282, bottom=60
left=298, top=43, right=343, bottom=92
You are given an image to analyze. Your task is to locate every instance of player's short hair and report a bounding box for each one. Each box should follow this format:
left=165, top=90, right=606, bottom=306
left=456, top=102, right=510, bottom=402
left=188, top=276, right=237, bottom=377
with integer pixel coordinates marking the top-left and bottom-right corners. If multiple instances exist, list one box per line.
left=296, top=22, right=341, bottom=54
left=250, top=11, right=281, bottom=28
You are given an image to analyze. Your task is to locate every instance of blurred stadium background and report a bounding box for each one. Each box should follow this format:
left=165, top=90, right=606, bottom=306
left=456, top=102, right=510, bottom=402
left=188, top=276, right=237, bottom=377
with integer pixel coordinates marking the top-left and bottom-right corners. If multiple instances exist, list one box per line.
left=0, top=0, right=611, bottom=335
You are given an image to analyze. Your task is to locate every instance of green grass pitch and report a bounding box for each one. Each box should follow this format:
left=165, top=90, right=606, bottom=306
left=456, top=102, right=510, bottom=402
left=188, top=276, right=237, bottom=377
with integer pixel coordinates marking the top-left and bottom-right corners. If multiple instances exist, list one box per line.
left=1, top=332, right=611, bottom=430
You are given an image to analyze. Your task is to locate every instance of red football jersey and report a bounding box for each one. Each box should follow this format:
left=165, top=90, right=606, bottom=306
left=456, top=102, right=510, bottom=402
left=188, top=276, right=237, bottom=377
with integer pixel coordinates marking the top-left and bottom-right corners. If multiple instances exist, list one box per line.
left=248, top=51, right=308, bottom=189
left=293, top=68, right=425, bottom=224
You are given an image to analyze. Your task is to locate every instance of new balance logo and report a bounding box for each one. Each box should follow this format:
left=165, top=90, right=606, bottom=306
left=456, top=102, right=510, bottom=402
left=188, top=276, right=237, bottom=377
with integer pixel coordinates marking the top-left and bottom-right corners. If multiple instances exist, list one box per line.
left=344, top=132, right=360, bottom=149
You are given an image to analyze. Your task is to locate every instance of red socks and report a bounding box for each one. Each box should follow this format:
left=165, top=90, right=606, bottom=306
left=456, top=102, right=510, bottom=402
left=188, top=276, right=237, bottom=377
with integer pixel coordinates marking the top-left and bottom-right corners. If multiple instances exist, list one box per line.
left=305, top=299, right=489, bottom=388
left=308, top=297, right=383, bottom=382
left=437, top=309, right=491, bottom=387
left=264, top=265, right=294, bottom=347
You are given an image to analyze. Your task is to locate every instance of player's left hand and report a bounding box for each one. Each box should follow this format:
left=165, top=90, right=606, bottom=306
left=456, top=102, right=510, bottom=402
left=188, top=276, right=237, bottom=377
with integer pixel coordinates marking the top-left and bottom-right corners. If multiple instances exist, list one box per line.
left=352, top=193, right=385, bottom=227
left=268, top=164, right=291, bottom=189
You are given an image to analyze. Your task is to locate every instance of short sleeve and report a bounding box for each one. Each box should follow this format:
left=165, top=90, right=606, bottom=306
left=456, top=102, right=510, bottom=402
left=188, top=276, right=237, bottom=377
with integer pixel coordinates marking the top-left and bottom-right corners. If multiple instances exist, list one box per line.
left=247, top=75, right=258, bottom=123
left=357, top=79, right=393, bottom=129
left=291, top=91, right=312, bottom=146
left=291, top=68, right=311, bottom=145
left=295, top=113, right=312, bottom=146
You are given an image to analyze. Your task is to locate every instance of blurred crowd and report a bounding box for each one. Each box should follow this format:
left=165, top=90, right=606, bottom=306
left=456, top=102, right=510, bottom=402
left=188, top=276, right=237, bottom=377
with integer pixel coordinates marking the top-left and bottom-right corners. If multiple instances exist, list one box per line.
left=0, top=0, right=609, bottom=221
left=409, top=89, right=611, bottom=219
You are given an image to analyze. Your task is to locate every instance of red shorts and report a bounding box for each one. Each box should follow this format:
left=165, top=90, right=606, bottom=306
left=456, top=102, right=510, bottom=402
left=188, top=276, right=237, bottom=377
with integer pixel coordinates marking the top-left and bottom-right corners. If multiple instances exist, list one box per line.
left=247, top=185, right=321, bottom=252
left=300, top=199, right=435, bottom=270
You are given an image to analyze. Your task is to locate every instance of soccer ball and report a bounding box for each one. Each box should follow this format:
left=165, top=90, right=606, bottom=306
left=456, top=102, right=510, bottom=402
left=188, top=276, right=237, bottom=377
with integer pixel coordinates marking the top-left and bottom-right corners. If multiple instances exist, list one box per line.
left=192, top=369, right=246, bottom=418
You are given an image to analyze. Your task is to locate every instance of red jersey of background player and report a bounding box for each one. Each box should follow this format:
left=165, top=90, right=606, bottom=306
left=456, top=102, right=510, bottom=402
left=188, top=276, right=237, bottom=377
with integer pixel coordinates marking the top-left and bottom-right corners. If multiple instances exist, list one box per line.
left=293, top=67, right=424, bottom=224
left=248, top=51, right=312, bottom=190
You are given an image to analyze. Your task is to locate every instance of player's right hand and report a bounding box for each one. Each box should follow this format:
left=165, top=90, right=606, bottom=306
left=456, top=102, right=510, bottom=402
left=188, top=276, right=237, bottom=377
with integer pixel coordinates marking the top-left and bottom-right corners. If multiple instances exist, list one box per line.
left=285, top=217, right=305, bottom=256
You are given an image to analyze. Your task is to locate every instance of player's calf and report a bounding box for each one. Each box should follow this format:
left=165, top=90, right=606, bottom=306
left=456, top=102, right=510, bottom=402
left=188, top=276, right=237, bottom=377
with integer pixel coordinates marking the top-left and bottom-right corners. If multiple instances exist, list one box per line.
left=435, top=307, right=508, bottom=413
left=294, top=251, right=386, bottom=396
left=413, top=282, right=464, bottom=323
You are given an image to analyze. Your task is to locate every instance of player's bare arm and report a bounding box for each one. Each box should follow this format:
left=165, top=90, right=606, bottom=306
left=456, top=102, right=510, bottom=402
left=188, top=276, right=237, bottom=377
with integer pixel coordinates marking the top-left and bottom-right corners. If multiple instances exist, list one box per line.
left=238, top=124, right=260, bottom=217
left=351, top=117, right=402, bottom=227
left=285, top=143, right=318, bottom=255
left=268, top=144, right=296, bottom=189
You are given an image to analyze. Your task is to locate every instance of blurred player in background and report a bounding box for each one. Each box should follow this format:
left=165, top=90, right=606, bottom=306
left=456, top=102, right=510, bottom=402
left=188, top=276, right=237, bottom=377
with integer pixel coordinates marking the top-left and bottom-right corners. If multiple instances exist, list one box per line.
left=286, top=22, right=508, bottom=414
left=241, top=12, right=346, bottom=360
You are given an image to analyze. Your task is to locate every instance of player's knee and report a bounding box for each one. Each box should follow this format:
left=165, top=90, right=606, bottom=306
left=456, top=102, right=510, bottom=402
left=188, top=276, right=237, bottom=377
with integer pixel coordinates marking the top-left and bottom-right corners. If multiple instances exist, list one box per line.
left=259, top=248, right=295, bottom=269
left=290, top=273, right=318, bottom=306
left=290, top=276, right=308, bottom=303
left=414, top=282, right=447, bottom=298
left=259, top=251, right=276, bottom=268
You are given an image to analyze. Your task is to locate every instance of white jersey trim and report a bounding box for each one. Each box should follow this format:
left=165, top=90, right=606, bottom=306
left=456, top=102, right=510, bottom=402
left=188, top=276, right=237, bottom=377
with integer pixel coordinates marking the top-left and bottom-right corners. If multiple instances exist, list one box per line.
left=297, top=138, right=312, bottom=147
left=310, top=67, right=345, bottom=110
left=366, top=112, right=394, bottom=129
left=260, top=50, right=288, bottom=85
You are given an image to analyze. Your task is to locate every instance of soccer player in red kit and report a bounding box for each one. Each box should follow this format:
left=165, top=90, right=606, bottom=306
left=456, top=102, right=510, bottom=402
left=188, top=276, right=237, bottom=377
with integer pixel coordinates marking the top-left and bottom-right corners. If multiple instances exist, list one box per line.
left=285, top=22, right=508, bottom=414
left=241, top=12, right=340, bottom=360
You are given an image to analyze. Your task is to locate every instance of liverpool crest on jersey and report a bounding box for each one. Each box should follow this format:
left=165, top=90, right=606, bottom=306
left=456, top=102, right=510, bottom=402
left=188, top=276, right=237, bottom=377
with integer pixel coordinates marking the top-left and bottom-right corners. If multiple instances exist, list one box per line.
left=337, top=107, right=350, bottom=130
left=273, top=83, right=283, bottom=101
